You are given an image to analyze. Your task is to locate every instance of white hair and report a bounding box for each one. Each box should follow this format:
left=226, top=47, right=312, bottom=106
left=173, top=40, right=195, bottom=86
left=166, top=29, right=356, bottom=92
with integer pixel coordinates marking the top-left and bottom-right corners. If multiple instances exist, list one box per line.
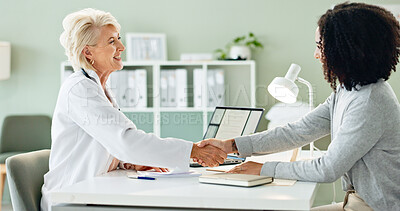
left=60, top=8, right=121, bottom=71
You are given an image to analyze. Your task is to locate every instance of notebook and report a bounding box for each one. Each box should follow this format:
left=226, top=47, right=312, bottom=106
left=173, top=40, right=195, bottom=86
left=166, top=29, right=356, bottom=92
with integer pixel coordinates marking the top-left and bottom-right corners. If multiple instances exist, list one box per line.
left=199, top=173, right=273, bottom=187
left=190, top=106, right=264, bottom=167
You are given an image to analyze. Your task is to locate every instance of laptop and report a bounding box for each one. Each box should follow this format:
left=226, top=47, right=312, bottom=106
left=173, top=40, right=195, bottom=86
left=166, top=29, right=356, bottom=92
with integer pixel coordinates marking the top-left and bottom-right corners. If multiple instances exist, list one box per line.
left=190, top=106, right=264, bottom=167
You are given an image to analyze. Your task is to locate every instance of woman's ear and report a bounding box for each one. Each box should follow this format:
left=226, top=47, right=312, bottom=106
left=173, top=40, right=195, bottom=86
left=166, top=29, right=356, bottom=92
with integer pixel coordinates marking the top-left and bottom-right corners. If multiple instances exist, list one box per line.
left=82, top=46, right=93, bottom=60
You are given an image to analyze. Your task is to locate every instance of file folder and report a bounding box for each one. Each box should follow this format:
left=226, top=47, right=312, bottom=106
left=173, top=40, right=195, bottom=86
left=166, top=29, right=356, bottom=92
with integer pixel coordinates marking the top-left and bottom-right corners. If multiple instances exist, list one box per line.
left=167, top=70, right=177, bottom=107
left=207, top=70, right=216, bottom=107
left=175, top=69, right=187, bottom=107
left=213, top=69, right=225, bottom=106
left=135, top=69, right=147, bottom=108
left=193, top=68, right=203, bottom=108
left=126, top=71, right=137, bottom=107
left=160, top=70, right=169, bottom=107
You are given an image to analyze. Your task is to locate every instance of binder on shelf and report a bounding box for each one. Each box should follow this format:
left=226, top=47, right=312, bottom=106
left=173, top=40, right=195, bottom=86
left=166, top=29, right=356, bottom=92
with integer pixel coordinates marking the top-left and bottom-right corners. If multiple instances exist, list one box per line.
left=213, top=69, right=225, bottom=106
left=160, top=70, right=169, bottom=107
left=167, top=70, right=177, bottom=107
left=135, top=69, right=147, bottom=108
left=175, top=69, right=187, bottom=107
left=108, top=72, right=118, bottom=104
left=121, top=71, right=129, bottom=107
left=193, top=68, right=203, bottom=108
left=207, top=69, right=225, bottom=107
left=105, top=73, right=116, bottom=105
left=126, top=70, right=137, bottom=107
left=207, top=70, right=216, bottom=107
left=109, top=70, right=128, bottom=107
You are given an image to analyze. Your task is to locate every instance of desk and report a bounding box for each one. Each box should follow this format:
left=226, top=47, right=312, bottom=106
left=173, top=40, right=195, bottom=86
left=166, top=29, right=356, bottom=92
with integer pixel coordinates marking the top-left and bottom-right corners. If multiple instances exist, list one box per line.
left=51, top=151, right=319, bottom=211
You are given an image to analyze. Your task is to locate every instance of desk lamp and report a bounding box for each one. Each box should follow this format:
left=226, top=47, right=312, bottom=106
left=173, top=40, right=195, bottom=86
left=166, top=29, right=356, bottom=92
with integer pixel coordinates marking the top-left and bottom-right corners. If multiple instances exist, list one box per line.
left=268, top=63, right=316, bottom=158
left=0, top=41, right=11, bottom=80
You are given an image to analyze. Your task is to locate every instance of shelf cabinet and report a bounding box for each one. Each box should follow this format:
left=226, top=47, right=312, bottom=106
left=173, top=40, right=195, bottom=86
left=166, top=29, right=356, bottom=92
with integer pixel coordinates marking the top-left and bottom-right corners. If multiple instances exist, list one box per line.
left=61, top=60, right=256, bottom=142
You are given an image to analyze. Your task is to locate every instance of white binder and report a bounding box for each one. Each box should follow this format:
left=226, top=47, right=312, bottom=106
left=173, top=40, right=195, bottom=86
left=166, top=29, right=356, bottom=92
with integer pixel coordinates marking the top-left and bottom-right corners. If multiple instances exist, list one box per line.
left=193, top=68, right=203, bottom=108
left=207, top=69, right=216, bottom=107
left=160, top=70, right=169, bottom=107
left=135, top=69, right=147, bottom=108
left=167, top=70, right=177, bottom=107
left=126, top=71, right=137, bottom=107
left=107, top=72, right=118, bottom=105
left=114, top=71, right=128, bottom=107
left=213, top=69, right=225, bottom=106
left=175, top=69, right=187, bottom=107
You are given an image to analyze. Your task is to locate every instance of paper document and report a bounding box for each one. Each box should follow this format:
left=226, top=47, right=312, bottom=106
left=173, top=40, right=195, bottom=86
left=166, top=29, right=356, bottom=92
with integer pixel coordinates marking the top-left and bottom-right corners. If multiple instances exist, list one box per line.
left=215, top=109, right=250, bottom=140
left=267, top=179, right=296, bottom=186
left=136, top=170, right=201, bottom=178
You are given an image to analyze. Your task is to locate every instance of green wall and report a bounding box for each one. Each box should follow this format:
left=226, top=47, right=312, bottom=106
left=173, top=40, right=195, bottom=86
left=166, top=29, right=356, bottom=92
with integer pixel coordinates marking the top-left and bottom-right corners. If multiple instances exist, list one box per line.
left=0, top=0, right=399, bottom=207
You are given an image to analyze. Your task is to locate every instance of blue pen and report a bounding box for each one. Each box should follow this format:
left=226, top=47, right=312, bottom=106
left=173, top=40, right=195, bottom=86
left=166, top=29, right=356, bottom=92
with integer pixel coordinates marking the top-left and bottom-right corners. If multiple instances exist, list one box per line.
left=227, top=155, right=245, bottom=161
left=130, top=175, right=156, bottom=180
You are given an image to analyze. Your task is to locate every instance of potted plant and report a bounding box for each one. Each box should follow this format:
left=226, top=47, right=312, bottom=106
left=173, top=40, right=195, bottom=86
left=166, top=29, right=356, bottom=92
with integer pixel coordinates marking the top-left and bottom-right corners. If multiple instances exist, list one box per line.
left=215, top=32, right=264, bottom=60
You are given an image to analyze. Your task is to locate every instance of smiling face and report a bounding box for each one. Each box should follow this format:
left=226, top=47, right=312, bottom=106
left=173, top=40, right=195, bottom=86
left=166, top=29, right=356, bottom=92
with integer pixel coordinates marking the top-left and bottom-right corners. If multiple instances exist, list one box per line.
left=314, top=27, right=323, bottom=63
left=84, top=24, right=125, bottom=74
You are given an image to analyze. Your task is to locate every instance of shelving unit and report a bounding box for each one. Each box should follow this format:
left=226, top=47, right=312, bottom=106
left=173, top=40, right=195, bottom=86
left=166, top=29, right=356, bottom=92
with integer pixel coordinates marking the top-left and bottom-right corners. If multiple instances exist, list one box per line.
left=61, top=60, right=256, bottom=142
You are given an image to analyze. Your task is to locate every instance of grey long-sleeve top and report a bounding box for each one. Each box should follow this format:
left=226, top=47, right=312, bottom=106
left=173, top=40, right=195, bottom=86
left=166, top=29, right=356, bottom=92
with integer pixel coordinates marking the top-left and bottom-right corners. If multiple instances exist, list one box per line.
left=235, top=79, right=400, bottom=210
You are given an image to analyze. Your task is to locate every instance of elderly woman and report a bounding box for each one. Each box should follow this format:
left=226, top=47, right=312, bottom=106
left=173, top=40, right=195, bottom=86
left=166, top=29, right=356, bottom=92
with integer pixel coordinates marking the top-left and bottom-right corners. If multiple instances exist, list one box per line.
left=199, top=2, right=400, bottom=210
left=41, top=8, right=226, bottom=211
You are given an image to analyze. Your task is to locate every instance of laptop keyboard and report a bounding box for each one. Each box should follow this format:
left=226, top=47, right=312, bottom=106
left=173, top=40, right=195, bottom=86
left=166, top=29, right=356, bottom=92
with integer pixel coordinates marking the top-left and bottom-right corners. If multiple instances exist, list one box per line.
left=189, top=158, right=243, bottom=167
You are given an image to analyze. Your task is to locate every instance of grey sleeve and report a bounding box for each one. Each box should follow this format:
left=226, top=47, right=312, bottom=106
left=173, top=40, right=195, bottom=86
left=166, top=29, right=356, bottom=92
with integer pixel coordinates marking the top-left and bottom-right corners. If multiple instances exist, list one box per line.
left=235, top=93, right=333, bottom=158
left=261, top=97, right=385, bottom=182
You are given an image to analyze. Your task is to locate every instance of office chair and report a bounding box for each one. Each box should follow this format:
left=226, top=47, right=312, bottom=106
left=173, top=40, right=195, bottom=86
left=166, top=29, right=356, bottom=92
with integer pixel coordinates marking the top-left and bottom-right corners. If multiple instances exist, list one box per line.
left=0, top=115, right=51, bottom=209
left=6, top=150, right=50, bottom=211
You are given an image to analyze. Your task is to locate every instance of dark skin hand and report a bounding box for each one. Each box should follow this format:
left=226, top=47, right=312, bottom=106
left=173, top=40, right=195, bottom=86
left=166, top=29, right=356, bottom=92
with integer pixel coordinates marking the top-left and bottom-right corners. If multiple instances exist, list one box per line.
left=194, top=138, right=237, bottom=165
left=226, top=161, right=263, bottom=175
left=190, top=143, right=227, bottom=167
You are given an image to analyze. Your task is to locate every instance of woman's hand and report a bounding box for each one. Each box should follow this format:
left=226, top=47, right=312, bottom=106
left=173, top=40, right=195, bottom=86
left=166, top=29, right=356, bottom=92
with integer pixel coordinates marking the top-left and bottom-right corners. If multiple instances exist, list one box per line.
left=226, top=161, right=263, bottom=175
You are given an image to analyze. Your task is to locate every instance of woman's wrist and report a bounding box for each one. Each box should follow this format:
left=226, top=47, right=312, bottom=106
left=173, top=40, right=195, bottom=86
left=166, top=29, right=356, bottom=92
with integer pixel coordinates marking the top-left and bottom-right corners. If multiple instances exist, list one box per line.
left=228, top=139, right=238, bottom=153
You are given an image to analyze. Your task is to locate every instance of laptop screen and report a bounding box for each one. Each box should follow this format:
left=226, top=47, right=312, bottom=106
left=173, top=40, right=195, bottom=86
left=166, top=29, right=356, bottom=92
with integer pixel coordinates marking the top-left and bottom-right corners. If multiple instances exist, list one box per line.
left=203, top=107, right=264, bottom=140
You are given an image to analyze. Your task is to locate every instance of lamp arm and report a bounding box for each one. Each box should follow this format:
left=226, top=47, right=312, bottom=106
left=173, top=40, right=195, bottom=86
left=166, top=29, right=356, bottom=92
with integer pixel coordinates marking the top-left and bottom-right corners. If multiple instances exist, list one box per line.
left=296, top=77, right=315, bottom=157
left=296, top=77, right=314, bottom=111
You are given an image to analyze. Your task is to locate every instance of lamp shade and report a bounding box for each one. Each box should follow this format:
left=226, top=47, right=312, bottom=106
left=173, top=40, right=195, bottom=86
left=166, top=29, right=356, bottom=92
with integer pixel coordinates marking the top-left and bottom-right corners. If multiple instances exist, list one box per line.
left=0, top=41, right=11, bottom=80
left=267, top=63, right=301, bottom=104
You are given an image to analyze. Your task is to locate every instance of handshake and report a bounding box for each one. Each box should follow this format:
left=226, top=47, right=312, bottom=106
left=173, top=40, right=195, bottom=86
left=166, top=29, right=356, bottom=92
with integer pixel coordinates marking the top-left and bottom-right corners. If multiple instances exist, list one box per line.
left=190, top=138, right=238, bottom=167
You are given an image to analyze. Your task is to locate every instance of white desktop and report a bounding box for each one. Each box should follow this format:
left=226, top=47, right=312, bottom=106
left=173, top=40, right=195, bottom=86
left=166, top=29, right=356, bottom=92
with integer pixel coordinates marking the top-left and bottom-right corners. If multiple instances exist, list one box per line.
left=51, top=151, right=320, bottom=211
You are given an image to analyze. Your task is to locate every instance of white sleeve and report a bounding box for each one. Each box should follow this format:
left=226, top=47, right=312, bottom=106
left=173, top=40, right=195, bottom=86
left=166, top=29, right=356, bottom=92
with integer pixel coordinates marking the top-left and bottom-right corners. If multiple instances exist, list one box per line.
left=67, top=80, right=193, bottom=171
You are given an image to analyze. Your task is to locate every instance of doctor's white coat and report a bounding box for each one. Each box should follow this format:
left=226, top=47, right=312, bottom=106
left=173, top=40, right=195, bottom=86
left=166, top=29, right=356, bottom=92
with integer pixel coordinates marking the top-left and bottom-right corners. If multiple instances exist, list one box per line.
left=40, top=69, right=193, bottom=211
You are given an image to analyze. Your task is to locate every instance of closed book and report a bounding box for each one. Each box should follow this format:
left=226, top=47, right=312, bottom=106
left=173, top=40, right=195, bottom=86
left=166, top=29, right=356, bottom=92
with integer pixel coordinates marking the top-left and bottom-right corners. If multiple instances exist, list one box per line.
left=199, top=173, right=273, bottom=187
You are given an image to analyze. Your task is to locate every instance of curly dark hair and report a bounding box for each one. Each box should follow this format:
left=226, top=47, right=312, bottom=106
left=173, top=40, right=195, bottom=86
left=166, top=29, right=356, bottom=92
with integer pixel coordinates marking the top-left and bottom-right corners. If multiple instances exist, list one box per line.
left=318, top=2, right=400, bottom=91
